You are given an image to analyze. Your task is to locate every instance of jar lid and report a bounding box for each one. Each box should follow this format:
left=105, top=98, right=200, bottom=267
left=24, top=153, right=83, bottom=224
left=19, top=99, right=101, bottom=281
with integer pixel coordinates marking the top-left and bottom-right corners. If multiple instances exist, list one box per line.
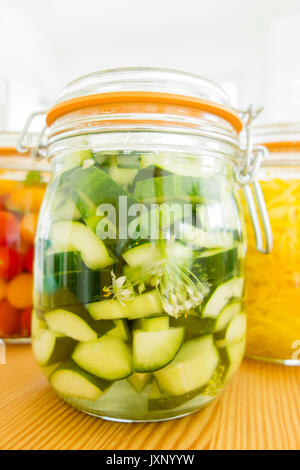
left=253, top=123, right=300, bottom=153
left=46, top=67, right=243, bottom=133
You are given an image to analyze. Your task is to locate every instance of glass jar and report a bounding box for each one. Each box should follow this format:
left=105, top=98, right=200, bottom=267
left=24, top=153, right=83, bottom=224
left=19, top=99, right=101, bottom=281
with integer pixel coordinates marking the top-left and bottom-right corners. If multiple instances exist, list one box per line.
left=0, top=132, right=49, bottom=343
left=21, top=68, right=270, bottom=421
left=245, top=123, right=300, bottom=365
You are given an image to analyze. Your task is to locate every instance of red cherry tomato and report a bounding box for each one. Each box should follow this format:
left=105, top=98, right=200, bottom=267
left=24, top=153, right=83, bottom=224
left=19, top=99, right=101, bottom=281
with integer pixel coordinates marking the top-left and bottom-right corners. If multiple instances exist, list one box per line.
left=25, top=246, right=34, bottom=273
left=0, top=196, right=7, bottom=210
left=0, top=299, right=20, bottom=336
left=0, top=211, right=20, bottom=246
left=0, top=246, right=23, bottom=279
left=20, top=307, right=32, bottom=336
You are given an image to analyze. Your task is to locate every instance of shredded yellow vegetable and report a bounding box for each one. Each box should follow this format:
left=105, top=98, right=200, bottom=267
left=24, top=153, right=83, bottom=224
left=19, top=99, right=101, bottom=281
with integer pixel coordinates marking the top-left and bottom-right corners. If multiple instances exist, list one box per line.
left=244, top=178, right=300, bottom=361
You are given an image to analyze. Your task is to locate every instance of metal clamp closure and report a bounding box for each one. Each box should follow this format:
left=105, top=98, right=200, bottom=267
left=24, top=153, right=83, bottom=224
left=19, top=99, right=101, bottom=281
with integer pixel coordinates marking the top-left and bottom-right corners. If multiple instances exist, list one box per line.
left=17, top=110, right=48, bottom=159
left=236, top=105, right=273, bottom=254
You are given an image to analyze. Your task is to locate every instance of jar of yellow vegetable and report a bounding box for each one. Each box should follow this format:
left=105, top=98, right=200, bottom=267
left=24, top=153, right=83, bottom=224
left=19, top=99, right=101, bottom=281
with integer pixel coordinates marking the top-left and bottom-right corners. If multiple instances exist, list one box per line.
left=245, top=123, right=300, bottom=365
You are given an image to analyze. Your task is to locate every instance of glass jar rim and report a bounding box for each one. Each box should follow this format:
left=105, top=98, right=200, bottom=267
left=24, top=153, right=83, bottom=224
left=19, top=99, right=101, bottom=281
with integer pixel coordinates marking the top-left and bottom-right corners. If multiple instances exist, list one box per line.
left=0, top=131, right=37, bottom=156
left=0, top=132, right=50, bottom=172
left=46, top=67, right=243, bottom=134
left=253, top=122, right=300, bottom=152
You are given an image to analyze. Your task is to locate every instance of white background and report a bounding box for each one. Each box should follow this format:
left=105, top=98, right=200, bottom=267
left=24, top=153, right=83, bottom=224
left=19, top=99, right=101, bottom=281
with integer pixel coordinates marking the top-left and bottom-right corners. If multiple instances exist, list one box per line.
left=0, top=0, right=300, bottom=130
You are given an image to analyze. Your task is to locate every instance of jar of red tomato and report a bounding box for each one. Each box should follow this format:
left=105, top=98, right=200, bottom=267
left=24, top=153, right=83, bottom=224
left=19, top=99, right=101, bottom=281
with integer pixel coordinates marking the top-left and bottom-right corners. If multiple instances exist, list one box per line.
left=0, top=132, right=49, bottom=342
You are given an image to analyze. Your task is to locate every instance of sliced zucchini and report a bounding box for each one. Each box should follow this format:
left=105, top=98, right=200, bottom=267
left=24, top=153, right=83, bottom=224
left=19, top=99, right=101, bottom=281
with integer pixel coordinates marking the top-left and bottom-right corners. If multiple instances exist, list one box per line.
left=215, top=312, right=247, bottom=347
left=148, top=381, right=204, bottom=411
left=214, top=301, right=242, bottom=333
left=115, top=153, right=141, bottom=169
left=127, top=372, right=152, bottom=393
left=109, top=164, right=138, bottom=187
left=52, top=194, right=82, bottom=221
left=107, top=319, right=131, bottom=341
left=134, top=174, right=221, bottom=204
left=170, top=310, right=215, bottom=336
left=61, top=141, right=93, bottom=173
left=44, top=250, right=82, bottom=276
left=220, top=338, right=246, bottom=384
left=72, top=336, right=132, bottom=380
left=196, top=197, right=239, bottom=233
left=87, top=289, right=163, bottom=320
left=131, top=164, right=172, bottom=190
left=202, top=277, right=244, bottom=319
left=179, top=225, right=234, bottom=249
left=133, top=327, right=184, bottom=372
left=192, top=246, right=238, bottom=283
left=122, top=241, right=192, bottom=268
left=32, top=329, right=76, bottom=366
left=140, top=153, right=210, bottom=177
left=127, top=203, right=184, bottom=241
left=44, top=307, right=114, bottom=342
left=43, top=269, right=111, bottom=304
left=50, top=221, right=115, bottom=270
left=31, top=309, right=47, bottom=338
left=154, top=335, right=219, bottom=396
left=50, top=359, right=111, bottom=401
left=70, top=166, right=138, bottom=220
left=133, top=315, right=169, bottom=332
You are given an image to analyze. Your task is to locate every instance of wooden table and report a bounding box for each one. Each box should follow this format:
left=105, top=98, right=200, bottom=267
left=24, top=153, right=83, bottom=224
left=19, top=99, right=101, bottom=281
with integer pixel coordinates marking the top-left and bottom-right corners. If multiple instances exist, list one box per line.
left=0, top=344, right=299, bottom=450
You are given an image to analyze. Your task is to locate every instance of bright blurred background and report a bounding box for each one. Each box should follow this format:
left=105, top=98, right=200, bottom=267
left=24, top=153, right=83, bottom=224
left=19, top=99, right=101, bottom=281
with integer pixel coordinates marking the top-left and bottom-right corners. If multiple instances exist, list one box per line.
left=0, top=0, right=300, bottom=130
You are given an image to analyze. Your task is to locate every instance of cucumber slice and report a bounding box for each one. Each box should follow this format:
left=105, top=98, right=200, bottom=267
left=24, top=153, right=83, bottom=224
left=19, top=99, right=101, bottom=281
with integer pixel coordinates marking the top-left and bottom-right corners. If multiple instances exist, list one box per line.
left=107, top=319, right=131, bottom=341
left=70, top=166, right=138, bottom=221
left=44, top=307, right=114, bottom=342
left=73, top=187, right=104, bottom=233
left=43, top=270, right=109, bottom=304
left=52, top=194, right=82, bottom=221
left=109, top=165, right=138, bottom=187
left=50, top=221, right=115, bottom=270
left=192, top=246, right=238, bottom=283
left=148, top=381, right=205, bottom=411
left=31, top=310, right=47, bottom=338
left=215, top=312, right=247, bottom=347
left=196, top=197, right=239, bottom=232
left=133, top=327, right=184, bottom=372
left=140, top=154, right=209, bottom=177
left=133, top=315, right=169, bottom=332
left=220, top=338, right=246, bottom=384
left=44, top=251, right=82, bottom=276
left=134, top=174, right=221, bottom=204
left=115, top=153, right=141, bottom=169
left=122, top=241, right=192, bottom=268
left=127, top=203, right=184, bottom=241
left=202, top=277, right=244, bottom=319
left=132, top=164, right=172, bottom=190
left=214, top=301, right=242, bottom=333
left=61, top=137, right=93, bottom=173
left=72, top=336, right=133, bottom=380
left=154, top=335, right=219, bottom=396
left=170, top=311, right=215, bottom=336
left=127, top=372, right=152, bottom=393
left=50, top=359, right=111, bottom=401
left=180, top=225, right=234, bottom=249
left=32, top=329, right=76, bottom=366
left=87, top=290, right=163, bottom=320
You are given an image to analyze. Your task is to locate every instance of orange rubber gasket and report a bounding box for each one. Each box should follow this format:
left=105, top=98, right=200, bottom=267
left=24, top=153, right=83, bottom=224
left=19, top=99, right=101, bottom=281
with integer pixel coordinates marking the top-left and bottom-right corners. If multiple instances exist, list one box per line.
left=0, top=148, right=30, bottom=157
left=46, top=92, right=243, bottom=133
left=262, top=141, right=300, bottom=153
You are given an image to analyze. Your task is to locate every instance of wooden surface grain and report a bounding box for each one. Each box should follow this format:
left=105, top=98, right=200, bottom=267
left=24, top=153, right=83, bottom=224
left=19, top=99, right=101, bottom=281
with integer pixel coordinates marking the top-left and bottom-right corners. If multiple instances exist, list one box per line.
left=0, top=344, right=299, bottom=450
